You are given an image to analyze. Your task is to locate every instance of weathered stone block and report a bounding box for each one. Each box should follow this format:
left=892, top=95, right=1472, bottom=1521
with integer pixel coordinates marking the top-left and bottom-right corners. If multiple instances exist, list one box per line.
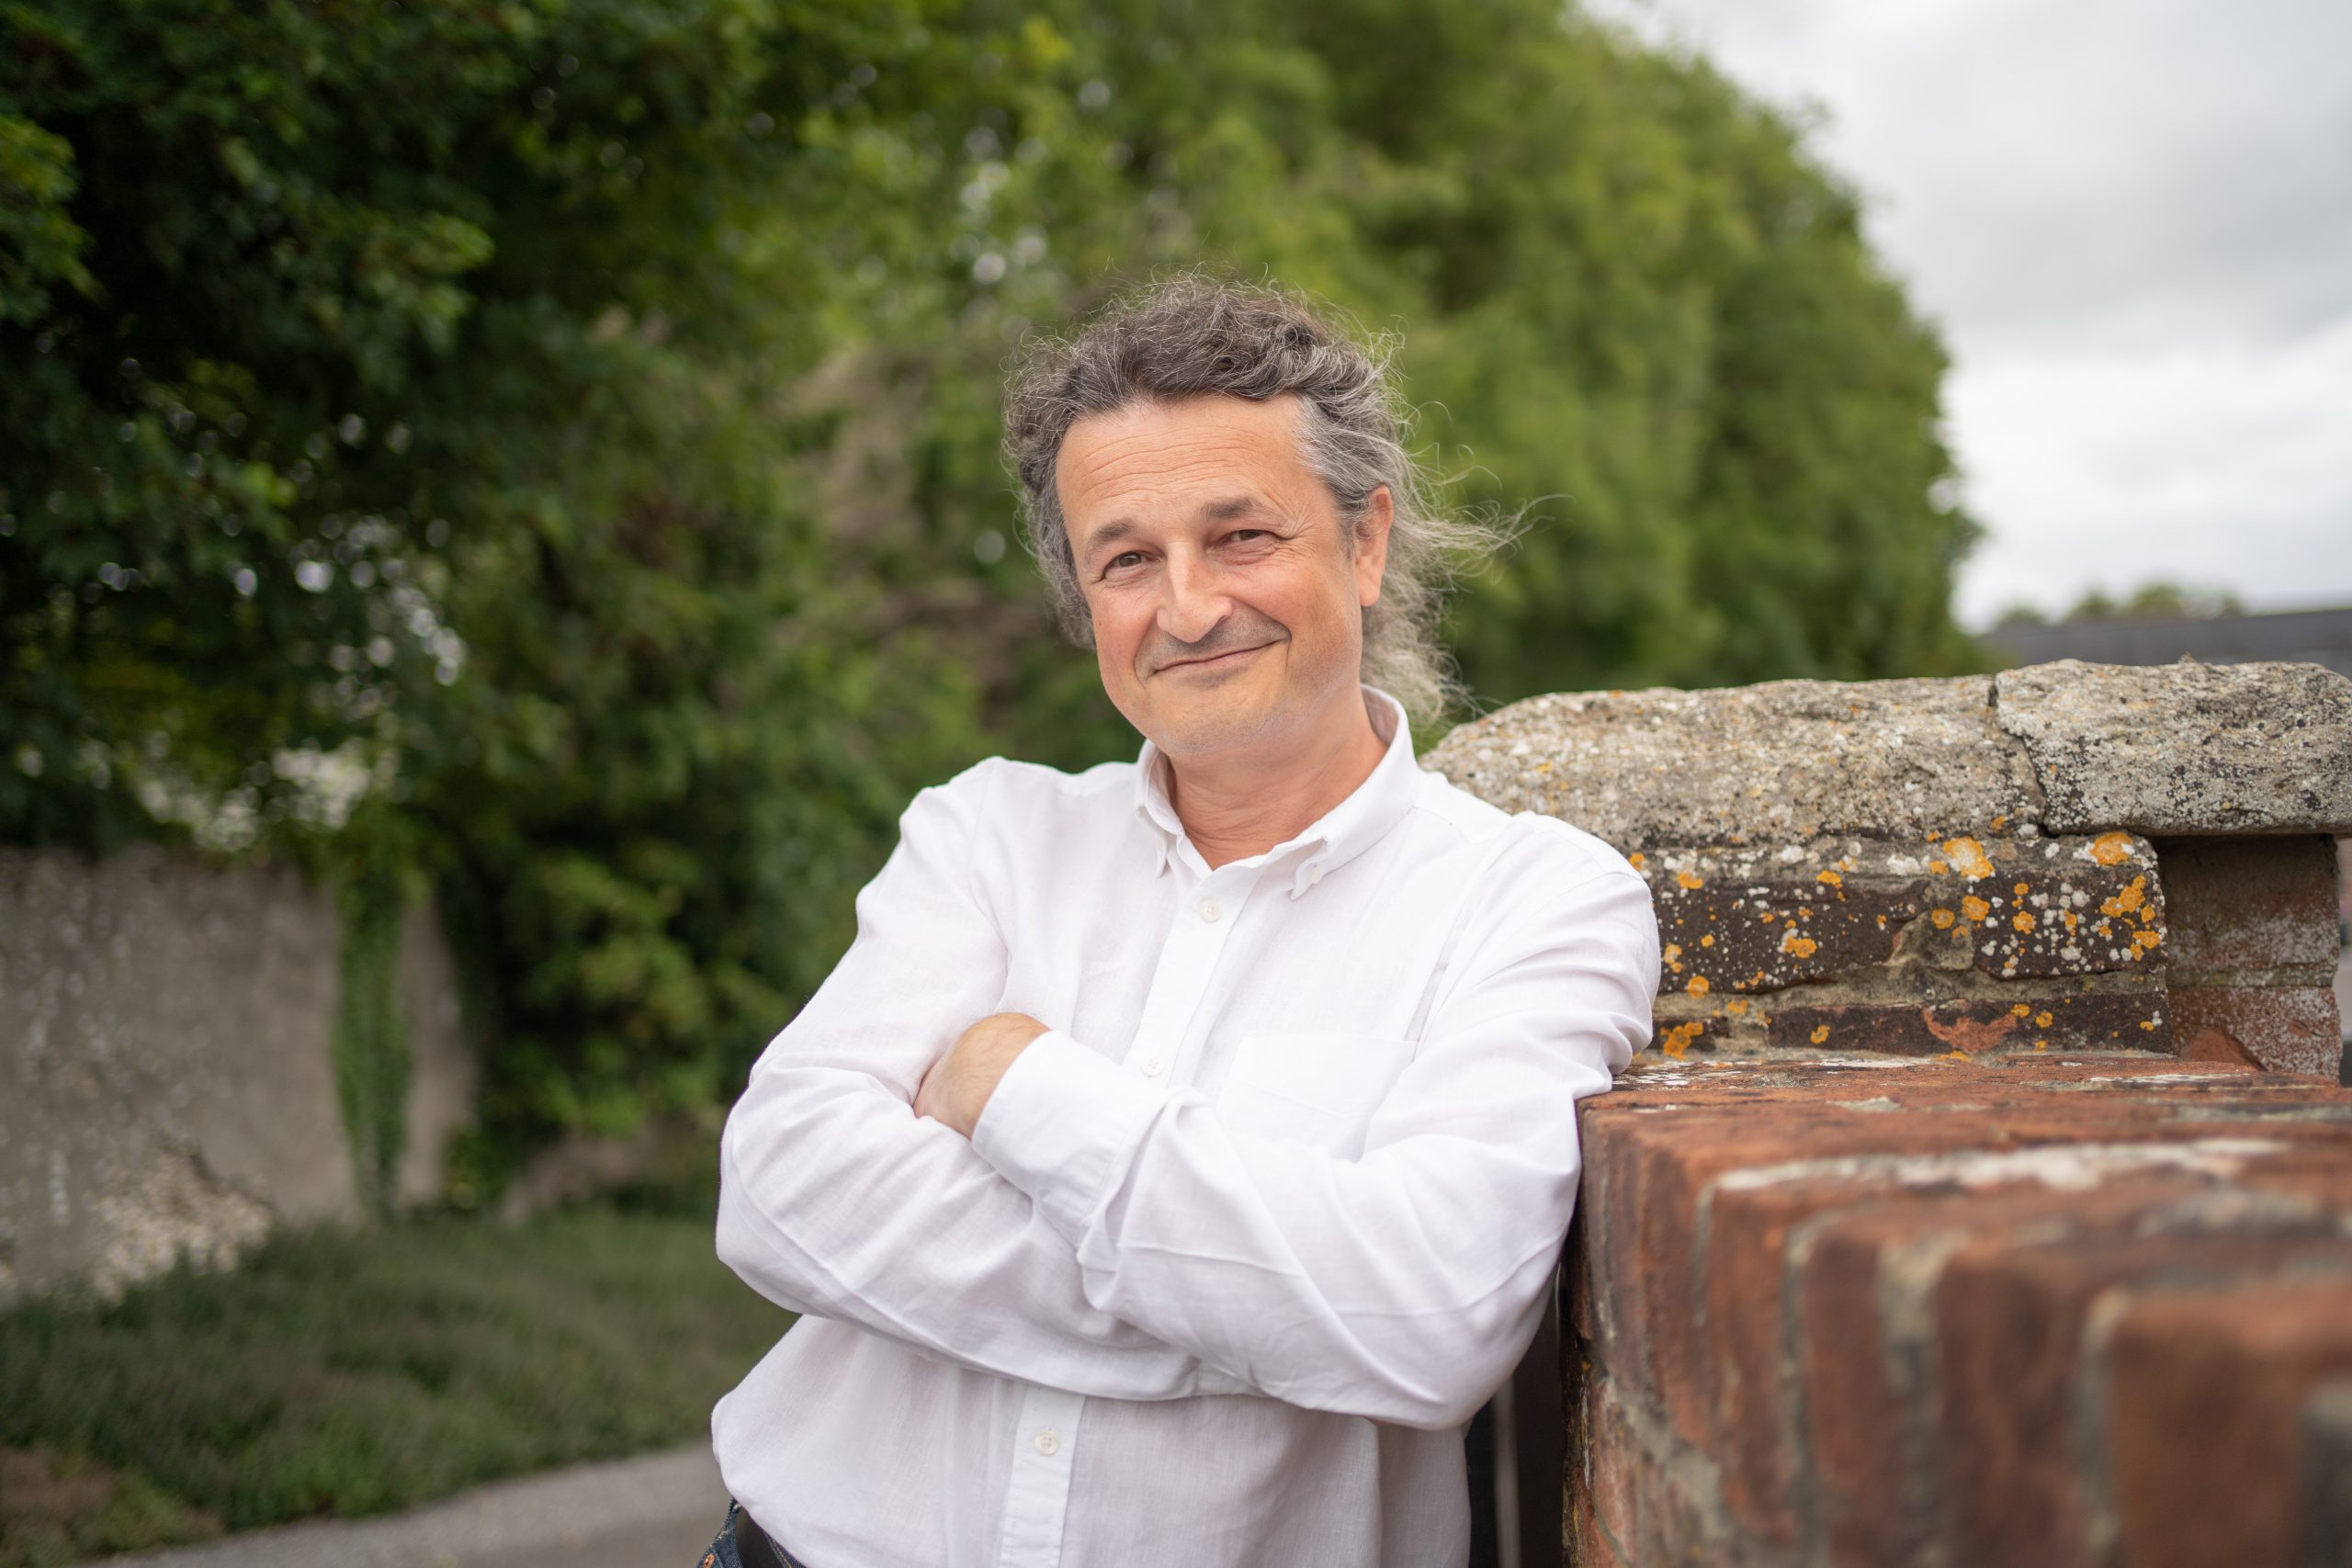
left=1423, top=675, right=2037, bottom=852
left=1994, top=659, right=2352, bottom=835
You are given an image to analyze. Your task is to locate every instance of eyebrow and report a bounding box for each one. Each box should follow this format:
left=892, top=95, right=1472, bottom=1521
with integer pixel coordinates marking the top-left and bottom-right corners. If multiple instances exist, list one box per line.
left=1078, top=495, right=1269, bottom=565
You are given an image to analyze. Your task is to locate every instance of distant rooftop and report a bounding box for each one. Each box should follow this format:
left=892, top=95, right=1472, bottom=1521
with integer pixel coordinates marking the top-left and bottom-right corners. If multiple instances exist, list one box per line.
left=1984, top=604, right=2352, bottom=681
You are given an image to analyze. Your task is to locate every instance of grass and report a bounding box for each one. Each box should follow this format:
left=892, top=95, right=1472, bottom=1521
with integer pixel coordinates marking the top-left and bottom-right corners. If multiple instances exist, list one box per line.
left=0, top=1190, right=792, bottom=1567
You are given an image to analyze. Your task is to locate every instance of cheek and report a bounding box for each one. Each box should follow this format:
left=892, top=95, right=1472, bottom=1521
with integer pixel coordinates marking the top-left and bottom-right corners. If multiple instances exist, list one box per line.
left=1263, top=561, right=1357, bottom=640
left=1085, top=593, right=1148, bottom=672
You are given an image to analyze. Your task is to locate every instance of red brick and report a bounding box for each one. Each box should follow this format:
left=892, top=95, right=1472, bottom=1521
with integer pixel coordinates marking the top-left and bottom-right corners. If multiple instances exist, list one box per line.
left=1571, top=1372, right=1640, bottom=1568
left=2167, top=984, right=2342, bottom=1078
left=1705, top=1176, right=1882, bottom=1545
left=2155, top=834, right=2342, bottom=971
left=1562, top=1057, right=2352, bottom=1567
left=2106, top=1280, right=2352, bottom=1568
left=1798, top=1219, right=1928, bottom=1568
left=1936, top=1224, right=2352, bottom=1568
left=1795, top=1177, right=2218, bottom=1567
left=2177, top=1025, right=2262, bottom=1066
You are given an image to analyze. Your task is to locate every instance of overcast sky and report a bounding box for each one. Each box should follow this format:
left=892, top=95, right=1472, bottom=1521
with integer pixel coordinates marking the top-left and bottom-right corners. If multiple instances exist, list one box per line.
left=1583, top=0, right=2352, bottom=626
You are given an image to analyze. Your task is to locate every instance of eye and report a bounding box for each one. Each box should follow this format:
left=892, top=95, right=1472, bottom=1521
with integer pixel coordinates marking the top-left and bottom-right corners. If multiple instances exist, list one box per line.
left=1225, top=528, right=1270, bottom=545
left=1103, top=549, right=1146, bottom=575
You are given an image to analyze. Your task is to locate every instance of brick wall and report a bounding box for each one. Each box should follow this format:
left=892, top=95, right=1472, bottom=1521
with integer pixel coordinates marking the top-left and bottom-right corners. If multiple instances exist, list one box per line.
left=1429, top=659, right=2352, bottom=1565
left=1565, top=1056, right=2352, bottom=1566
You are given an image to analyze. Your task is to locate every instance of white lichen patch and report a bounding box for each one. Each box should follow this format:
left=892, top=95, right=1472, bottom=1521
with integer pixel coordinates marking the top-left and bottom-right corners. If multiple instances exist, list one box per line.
left=1715, top=1136, right=2287, bottom=1196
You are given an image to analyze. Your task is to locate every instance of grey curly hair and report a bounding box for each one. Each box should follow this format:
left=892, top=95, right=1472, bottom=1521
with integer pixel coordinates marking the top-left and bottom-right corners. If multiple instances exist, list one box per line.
left=1001, top=273, right=1515, bottom=728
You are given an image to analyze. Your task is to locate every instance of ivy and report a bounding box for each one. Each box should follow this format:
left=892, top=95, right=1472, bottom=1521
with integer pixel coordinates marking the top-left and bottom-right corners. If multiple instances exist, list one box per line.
left=330, top=866, right=411, bottom=1215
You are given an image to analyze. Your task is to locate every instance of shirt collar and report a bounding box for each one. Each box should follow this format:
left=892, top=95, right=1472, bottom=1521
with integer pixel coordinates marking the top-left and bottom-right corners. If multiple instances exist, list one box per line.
left=1130, top=684, right=1421, bottom=898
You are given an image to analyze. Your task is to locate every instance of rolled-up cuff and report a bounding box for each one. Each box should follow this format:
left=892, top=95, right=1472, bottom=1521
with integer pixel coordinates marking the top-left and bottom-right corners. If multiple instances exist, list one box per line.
left=969, top=1029, right=1167, bottom=1242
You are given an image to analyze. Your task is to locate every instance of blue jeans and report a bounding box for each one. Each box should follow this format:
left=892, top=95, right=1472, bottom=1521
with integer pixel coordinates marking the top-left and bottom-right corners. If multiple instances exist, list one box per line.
left=698, top=1498, right=814, bottom=1568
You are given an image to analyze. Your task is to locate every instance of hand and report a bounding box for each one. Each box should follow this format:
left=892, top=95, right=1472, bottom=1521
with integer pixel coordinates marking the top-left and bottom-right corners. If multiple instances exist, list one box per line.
left=914, top=1011, right=1050, bottom=1137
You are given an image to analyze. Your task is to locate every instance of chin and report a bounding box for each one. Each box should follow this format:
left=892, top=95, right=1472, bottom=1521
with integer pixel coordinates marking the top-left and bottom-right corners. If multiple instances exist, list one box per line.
left=1140, top=683, right=1292, bottom=760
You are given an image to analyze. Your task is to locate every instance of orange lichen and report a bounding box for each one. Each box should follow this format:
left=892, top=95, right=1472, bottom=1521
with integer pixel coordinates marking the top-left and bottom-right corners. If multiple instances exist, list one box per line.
left=1962, top=896, right=1991, bottom=922
left=2011, top=1003, right=2032, bottom=1018
left=1816, top=869, right=1843, bottom=886
left=2090, top=831, right=2134, bottom=866
left=1627, top=852, right=1646, bottom=870
left=2033, top=1039, right=2048, bottom=1051
left=1700, top=933, right=1715, bottom=947
left=2133, top=929, right=2163, bottom=953
left=1780, top=931, right=1818, bottom=959
left=1725, top=998, right=1750, bottom=1016
left=1676, top=870, right=1704, bottom=890
left=1942, top=837, right=1995, bottom=879
left=2013, top=881, right=2030, bottom=897
left=2013, top=911, right=2036, bottom=932
left=1659, top=1021, right=1702, bottom=1059
left=1687, top=975, right=1712, bottom=997
left=1929, top=860, right=1950, bottom=875
left=1990, top=815, right=2008, bottom=831
left=2036, top=1011, right=2054, bottom=1028
left=1809, top=1024, right=1831, bottom=1044
left=1931, top=908, right=1956, bottom=930
left=2139, top=1019, right=2157, bottom=1032
left=2100, top=876, right=2148, bottom=918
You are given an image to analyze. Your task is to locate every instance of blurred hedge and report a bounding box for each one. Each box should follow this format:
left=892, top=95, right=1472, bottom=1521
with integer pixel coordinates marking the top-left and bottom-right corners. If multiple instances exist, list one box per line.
left=0, top=0, right=1978, bottom=1179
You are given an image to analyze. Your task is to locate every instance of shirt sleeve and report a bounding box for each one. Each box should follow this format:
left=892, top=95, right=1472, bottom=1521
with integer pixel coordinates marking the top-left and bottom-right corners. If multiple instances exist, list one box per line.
left=967, top=856, right=1660, bottom=1430
left=714, top=758, right=1250, bottom=1402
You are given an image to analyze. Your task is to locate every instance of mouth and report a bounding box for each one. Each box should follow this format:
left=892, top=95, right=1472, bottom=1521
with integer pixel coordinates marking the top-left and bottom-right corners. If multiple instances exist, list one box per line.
left=1155, top=642, right=1272, bottom=677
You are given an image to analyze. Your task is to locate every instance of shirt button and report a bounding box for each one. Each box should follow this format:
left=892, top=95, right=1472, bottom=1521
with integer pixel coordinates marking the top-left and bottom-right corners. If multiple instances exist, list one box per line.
left=1034, top=1428, right=1061, bottom=1456
left=1198, top=897, right=1221, bottom=923
left=1139, top=1055, right=1166, bottom=1078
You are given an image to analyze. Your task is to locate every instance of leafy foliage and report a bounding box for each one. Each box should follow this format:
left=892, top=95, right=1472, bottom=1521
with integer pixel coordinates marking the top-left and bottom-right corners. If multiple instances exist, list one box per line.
left=1, top=0, right=1979, bottom=1168
left=1997, top=580, right=2247, bottom=626
left=0, top=1198, right=787, bottom=1555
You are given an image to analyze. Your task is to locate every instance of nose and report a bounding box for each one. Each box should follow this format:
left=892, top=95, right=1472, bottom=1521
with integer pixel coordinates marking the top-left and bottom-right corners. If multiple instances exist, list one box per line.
left=1155, top=547, right=1232, bottom=648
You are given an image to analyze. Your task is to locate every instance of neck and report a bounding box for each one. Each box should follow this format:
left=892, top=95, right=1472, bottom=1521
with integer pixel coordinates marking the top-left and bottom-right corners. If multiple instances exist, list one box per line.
left=1163, top=688, right=1389, bottom=870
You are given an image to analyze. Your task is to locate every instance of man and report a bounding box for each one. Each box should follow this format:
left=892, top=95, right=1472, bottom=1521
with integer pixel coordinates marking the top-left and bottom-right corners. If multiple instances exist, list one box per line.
left=704, top=276, right=1659, bottom=1568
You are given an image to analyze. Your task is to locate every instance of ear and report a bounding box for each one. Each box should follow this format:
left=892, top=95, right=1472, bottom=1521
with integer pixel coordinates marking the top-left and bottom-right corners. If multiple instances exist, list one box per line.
left=1353, top=485, right=1394, bottom=607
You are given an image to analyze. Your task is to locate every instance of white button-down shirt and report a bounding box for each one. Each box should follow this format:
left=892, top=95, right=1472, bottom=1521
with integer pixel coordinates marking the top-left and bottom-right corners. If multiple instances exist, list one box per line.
left=711, top=686, right=1657, bottom=1568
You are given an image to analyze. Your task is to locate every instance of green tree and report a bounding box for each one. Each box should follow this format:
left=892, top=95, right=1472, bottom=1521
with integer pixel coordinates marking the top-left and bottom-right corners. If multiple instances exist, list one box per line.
left=3, top=0, right=1980, bottom=1171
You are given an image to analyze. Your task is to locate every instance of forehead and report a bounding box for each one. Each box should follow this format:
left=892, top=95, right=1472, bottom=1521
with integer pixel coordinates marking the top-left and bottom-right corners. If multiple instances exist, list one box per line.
left=1054, top=392, right=1321, bottom=537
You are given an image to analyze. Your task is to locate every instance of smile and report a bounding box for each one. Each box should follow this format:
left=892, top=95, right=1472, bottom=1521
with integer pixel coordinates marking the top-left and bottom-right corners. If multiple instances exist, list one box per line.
left=1157, top=643, right=1271, bottom=676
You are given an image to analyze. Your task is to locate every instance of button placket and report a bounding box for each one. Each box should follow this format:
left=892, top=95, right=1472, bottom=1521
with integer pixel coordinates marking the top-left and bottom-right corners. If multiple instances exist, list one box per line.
left=999, top=1384, right=1084, bottom=1566
left=1122, top=873, right=1248, bottom=1088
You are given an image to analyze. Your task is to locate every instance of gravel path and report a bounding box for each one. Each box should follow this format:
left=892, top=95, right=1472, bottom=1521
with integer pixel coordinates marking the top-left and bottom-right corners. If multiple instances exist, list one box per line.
left=70, top=1442, right=730, bottom=1568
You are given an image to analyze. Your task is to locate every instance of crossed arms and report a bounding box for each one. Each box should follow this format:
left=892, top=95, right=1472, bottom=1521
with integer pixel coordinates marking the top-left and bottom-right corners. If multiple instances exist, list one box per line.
left=714, top=761, right=1658, bottom=1429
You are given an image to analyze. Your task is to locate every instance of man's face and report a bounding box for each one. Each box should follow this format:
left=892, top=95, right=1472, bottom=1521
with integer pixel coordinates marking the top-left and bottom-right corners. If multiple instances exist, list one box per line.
left=1056, top=391, right=1390, bottom=760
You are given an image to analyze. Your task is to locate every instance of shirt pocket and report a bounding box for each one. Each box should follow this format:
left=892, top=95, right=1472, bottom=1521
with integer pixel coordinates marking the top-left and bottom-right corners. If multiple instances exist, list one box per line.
left=1214, top=1032, right=1419, bottom=1160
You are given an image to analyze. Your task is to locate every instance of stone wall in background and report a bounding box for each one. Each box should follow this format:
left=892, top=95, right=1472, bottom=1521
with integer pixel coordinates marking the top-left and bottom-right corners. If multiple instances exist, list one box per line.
left=1428, top=658, right=2352, bottom=1081
left=0, top=843, right=474, bottom=1304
